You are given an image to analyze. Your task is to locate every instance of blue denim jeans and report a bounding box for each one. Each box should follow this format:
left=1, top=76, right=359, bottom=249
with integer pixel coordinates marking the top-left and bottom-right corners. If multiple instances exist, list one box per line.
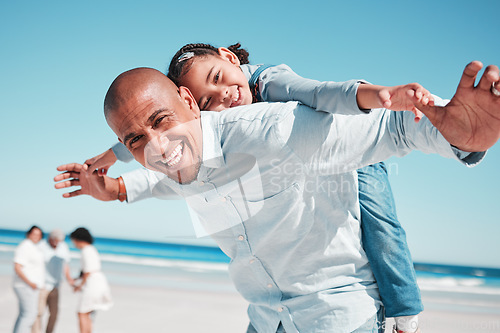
left=13, top=284, right=39, bottom=333
left=357, top=162, right=423, bottom=317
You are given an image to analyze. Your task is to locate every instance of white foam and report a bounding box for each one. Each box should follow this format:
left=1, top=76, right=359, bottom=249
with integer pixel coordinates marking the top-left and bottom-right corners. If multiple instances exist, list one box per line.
left=98, top=253, right=229, bottom=272
left=417, top=277, right=500, bottom=295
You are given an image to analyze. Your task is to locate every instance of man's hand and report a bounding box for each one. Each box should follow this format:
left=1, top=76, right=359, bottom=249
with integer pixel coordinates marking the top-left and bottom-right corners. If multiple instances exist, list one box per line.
left=84, top=148, right=118, bottom=176
left=411, top=61, right=500, bottom=152
left=54, top=163, right=120, bottom=201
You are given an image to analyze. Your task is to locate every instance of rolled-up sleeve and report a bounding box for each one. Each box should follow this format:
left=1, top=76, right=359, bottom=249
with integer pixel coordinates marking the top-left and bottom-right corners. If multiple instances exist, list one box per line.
left=111, top=142, right=134, bottom=163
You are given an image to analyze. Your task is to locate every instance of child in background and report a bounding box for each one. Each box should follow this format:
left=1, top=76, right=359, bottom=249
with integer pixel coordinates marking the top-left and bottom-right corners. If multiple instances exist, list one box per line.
left=86, top=43, right=432, bottom=333
left=70, top=228, right=113, bottom=333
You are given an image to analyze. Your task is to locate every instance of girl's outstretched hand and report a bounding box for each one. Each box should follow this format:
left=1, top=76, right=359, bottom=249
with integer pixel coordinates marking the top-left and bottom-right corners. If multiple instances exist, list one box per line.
left=378, top=83, right=435, bottom=122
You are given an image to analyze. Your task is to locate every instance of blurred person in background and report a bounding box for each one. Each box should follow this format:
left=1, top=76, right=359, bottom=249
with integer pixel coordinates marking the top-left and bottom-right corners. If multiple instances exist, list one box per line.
left=33, top=229, right=74, bottom=333
left=13, top=226, right=45, bottom=333
left=70, top=227, right=113, bottom=333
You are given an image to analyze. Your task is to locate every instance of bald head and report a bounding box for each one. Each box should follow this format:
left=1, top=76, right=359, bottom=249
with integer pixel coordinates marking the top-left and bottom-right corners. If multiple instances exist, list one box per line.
left=104, top=67, right=179, bottom=122
left=103, top=67, right=203, bottom=184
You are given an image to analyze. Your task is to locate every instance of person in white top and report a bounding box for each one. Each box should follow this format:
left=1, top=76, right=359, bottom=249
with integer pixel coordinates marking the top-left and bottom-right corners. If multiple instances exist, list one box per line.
left=70, top=228, right=113, bottom=333
left=13, top=226, right=45, bottom=333
left=33, top=229, right=74, bottom=333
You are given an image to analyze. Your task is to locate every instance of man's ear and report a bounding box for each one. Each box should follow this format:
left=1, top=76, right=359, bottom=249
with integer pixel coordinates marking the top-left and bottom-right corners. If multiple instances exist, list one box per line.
left=218, top=47, right=240, bottom=66
left=178, top=86, right=201, bottom=118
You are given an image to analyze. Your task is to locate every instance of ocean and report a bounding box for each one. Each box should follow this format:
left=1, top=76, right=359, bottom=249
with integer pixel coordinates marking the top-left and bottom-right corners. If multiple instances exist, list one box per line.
left=2, top=228, right=500, bottom=315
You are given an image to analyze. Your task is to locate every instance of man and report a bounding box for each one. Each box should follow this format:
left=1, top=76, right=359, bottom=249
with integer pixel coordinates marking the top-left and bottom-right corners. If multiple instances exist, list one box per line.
left=55, top=61, right=500, bottom=333
left=33, top=229, right=73, bottom=333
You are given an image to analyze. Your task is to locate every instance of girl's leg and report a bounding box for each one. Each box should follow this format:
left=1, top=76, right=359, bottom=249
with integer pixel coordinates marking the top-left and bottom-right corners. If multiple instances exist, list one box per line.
left=357, top=162, right=423, bottom=319
left=77, top=312, right=92, bottom=333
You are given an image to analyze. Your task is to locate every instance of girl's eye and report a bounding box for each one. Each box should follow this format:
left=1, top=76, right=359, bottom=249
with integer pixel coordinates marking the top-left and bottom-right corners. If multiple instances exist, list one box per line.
left=203, top=97, right=212, bottom=110
left=214, top=71, right=220, bottom=84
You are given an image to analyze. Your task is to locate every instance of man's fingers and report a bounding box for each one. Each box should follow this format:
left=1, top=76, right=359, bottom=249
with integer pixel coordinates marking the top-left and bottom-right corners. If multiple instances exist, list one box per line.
left=62, top=190, right=83, bottom=198
left=478, top=64, right=500, bottom=91
left=54, top=179, right=80, bottom=189
left=98, top=168, right=109, bottom=176
left=458, top=61, right=483, bottom=89
left=53, top=172, right=79, bottom=182
left=56, top=163, right=83, bottom=172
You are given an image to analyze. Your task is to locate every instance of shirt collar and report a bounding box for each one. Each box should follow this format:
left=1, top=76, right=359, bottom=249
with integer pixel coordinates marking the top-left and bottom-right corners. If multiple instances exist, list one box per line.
left=200, top=111, right=224, bottom=169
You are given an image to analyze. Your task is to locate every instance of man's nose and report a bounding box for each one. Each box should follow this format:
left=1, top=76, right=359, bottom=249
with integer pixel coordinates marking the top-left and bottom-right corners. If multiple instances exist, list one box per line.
left=149, top=133, right=170, bottom=158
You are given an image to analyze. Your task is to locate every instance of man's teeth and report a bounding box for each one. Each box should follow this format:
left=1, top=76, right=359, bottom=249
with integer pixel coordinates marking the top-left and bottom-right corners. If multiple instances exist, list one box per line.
left=163, top=144, right=183, bottom=167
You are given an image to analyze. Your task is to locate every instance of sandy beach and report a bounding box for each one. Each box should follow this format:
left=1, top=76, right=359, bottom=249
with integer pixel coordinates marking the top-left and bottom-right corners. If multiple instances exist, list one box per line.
left=1, top=250, right=499, bottom=333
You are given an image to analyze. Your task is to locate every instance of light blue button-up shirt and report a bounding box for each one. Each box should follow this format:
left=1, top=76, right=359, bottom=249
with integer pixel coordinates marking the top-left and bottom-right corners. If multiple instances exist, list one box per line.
left=122, top=98, right=484, bottom=332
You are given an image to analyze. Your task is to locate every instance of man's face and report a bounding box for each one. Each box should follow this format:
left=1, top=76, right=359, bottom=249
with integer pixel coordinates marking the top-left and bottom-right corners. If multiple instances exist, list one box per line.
left=107, top=79, right=203, bottom=184
left=48, top=237, right=60, bottom=249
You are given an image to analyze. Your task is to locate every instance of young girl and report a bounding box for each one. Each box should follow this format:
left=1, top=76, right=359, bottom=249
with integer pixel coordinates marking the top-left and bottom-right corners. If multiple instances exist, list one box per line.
left=70, top=227, right=113, bottom=333
left=86, top=43, right=431, bottom=333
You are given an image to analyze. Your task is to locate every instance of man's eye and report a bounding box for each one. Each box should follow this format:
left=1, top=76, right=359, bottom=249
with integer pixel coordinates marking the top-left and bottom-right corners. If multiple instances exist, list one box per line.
left=214, top=71, right=220, bottom=84
left=154, top=115, right=168, bottom=128
left=129, top=135, right=143, bottom=148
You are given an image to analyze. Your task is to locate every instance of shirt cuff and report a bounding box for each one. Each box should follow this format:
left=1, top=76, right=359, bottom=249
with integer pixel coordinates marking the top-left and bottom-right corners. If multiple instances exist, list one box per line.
left=352, top=79, right=372, bottom=114
left=450, top=146, right=486, bottom=167
left=121, top=169, right=154, bottom=203
left=111, top=142, right=134, bottom=163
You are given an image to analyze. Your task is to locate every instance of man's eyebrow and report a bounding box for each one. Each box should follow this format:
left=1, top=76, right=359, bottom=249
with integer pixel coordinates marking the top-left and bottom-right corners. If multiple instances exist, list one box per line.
left=147, top=108, right=175, bottom=124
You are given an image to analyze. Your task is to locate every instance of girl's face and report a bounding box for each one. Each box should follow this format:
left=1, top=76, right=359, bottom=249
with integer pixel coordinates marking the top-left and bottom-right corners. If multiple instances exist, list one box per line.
left=178, top=48, right=253, bottom=112
left=71, top=239, right=86, bottom=249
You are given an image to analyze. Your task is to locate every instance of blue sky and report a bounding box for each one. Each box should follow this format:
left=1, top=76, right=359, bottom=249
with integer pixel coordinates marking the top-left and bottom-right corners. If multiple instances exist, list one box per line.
left=0, top=0, right=499, bottom=268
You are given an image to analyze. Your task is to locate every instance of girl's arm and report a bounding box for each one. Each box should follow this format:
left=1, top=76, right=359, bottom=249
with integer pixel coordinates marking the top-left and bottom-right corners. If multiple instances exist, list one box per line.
left=74, top=272, right=90, bottom=292
left=255, top=64, right=432, bottom=119
left=84, top=143, right=134, bottom=177
left=256, top=64, right=366, bottom=115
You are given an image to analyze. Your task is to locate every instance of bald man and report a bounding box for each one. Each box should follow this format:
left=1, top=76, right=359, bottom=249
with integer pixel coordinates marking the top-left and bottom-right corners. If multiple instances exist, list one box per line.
left=56, top=62, right=500, bottom=333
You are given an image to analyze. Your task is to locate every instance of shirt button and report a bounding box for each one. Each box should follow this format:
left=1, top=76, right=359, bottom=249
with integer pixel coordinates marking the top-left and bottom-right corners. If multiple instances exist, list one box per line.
left=238, top=235, right=244, bottom=241
left=277, top=307, right=283, bottom=312
left=267, top=284, right=273, bottom=289
left=249, top=259, right=255, bottom=264
left=220, top=196, right=227, bottom=202
left=198, top=181, right=205, bottom=186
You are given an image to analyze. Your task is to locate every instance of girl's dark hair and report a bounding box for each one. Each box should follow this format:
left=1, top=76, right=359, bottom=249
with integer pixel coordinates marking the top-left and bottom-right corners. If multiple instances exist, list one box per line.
left=167, top=42, right=250, bottom=86
left=70, top=227, right=94, bottom=244
left=26, top=225, right=43, bottom=238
